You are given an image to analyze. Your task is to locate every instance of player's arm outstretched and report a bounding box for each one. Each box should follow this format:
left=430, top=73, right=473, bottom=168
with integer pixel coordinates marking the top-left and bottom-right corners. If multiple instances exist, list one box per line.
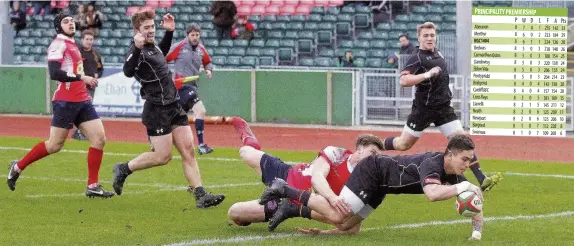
left=422, top=180, right=483, bottom=202
left=399, top=53, right=441, bottom=87
left=158, top=13, right=175, bottom=56
left=469, top=211, right=484, bottom=241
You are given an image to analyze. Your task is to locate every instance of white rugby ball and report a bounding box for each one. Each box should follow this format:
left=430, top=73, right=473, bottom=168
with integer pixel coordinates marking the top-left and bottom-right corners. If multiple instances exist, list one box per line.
left=455, top=191, right=483, bottom=217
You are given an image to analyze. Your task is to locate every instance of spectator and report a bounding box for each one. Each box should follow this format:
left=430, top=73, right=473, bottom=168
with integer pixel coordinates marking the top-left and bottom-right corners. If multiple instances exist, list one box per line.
left=73, top=29, right=103, bottom=141
left=84, top=3, right=103, bottom=37
left=398, top=34, right=417, bottom=54
left=210, top=0, right=236, bottom=41
left=231, top=14, right=254, bottom=40
left=74, top=4, right=88, bottom=31
left=338, top=50, right=356, bottom=67
left=31, top=0, right=51, bottom=15
left=10, top=1, right=27, bottom=37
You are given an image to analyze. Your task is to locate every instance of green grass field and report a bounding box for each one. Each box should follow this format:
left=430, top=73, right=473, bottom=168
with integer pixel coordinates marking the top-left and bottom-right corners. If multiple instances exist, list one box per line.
left=1, top=136, right=574, bottom=245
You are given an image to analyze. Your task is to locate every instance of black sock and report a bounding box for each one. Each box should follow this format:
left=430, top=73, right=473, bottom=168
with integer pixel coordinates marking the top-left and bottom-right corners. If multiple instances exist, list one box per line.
left=384, top=137, right=396, bottom=150
left=121, top=162, right=132, bottom=175
left=193, top=186, right=206, bottom=197
left=284, top=187, right=312, bottom=206
left=264, top=200, right=279, bottom=222
left=195, top=119, right=205, bottom=145
left=299, top=205, right=312, bottom=220
left=470, top=154, right=486, bottom=184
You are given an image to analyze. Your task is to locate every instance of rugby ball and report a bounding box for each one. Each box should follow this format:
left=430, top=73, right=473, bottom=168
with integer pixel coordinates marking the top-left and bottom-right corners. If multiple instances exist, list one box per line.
left=455, top=191, right=483, bottom=217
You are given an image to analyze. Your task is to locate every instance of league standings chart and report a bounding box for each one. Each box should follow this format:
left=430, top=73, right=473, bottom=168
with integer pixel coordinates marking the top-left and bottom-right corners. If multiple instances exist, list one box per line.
left=470, top=7, right=568, bottom=137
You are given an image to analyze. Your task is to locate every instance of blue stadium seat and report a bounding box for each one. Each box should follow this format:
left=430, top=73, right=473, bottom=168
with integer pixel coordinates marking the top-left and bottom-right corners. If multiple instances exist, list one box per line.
left=229, top=47, right=246, bottom=56
left=298, top=58, right=314, bottom=66
left=366, top=58, right=382, bottom=67
left=314, top=57, right=332, bottom=67
left=259, top=56, right=275, bottom=66
left=246, top=48, right=261, bottom=56
left=212, top=56, right=226, bottom=66
left=318, top=48, right=335, bottom=57
left=285, top=31, right=298, bottom=39
left=226, top=56, right=241, bottom=66
left=241, top=56, right=257, bottom=67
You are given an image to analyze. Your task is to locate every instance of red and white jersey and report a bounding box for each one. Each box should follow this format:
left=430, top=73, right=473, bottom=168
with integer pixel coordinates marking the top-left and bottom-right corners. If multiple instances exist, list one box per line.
left=287, top=146, right=354, bottom=196
left=48, top=34, right=90, bottom=102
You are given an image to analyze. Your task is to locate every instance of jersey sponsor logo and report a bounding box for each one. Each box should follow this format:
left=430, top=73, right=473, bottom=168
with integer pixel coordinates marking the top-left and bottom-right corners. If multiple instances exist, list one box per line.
left=424, top=177, right=441, bottom=185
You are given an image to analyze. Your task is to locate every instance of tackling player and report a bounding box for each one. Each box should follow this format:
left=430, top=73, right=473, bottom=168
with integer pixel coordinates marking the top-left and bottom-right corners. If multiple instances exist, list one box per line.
left=7, top=13, right=113, bottom=198
left=115, top=10, right=224, bottom=208
left=383, top=22, right=502, bottom=191
left=227, top=117, right=384, bottom=231
left=166, top=23, right=214, bottom=155
left=260, top=134, right=484, bottom=240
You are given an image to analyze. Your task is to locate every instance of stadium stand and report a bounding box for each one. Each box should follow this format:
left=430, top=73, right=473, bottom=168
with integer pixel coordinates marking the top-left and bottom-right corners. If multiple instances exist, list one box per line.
left=10, top=0, right=566, bottom=69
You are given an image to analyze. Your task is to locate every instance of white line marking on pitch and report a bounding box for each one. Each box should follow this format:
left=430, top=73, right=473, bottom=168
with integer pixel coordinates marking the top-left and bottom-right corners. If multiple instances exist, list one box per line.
left=166, top=211, right=574, bottom=246
left=503, top=172, right=574, bottom=179
left=0, top=146, right=301, bottom=164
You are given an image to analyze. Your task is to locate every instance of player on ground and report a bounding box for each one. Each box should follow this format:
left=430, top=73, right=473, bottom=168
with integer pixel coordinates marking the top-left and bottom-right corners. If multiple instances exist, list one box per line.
left=259, top=135, right=484, bottom=240
left=166, top=23, right=214, bottom=155
left=384, top=22, right=502, bottom=191
left=7, top=13, right=113, bottom=198
left=114, top=10, right=224, bottom=208
left=227, top=117, right=384, bottom=231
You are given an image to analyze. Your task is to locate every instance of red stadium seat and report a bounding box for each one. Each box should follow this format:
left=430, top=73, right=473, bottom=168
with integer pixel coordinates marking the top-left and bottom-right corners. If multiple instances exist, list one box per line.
left=145, top=0, right=159, bottom=7
left=158, top=0, right=173, bottom=8
left=126, top=6, right=141, bottom=15
left=265, top=5, right=280, bottom=15
left=279, top=5, right=296, bottom=15
left=295, top=5, right=312, bottom=15
left=283, top=0, right=299, bottom=6
left=237, top=5, right=251, bottom=15
left=314, top=0, right=330, bottom=7
left=328, top=0, right=344, bottom=6
left=269, top=0, right=284, bottom=6
left=250, top=5, right=266, bottom=16
left=51, top=0, right=70, bottom=9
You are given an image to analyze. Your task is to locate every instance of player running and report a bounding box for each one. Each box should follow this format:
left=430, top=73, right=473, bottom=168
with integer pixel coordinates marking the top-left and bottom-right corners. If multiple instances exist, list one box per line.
left=383, top=22, right=502, bottom=191
left=166, top=23, right=214, bottom=155
left=260, top=134, right=484, bottom=240
left=227, top=117, right=384, bottom=231
left=114, top=10, right=224, bottom=208
left=7, top=13, right=113, bottom=198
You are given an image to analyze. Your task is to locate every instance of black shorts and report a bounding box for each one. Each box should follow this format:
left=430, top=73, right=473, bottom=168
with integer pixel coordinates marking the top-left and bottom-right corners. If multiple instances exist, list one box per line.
left=178, top=84, right=201, bottom=113
left=406, top=103, right=458, bottom=132
left=51, top=100, right=100, bottom=129
left=343, top=155, right=390, bottom=211
left=142, top=101, right=189, bottom=137
left=260, top=154, right=292, bottom=186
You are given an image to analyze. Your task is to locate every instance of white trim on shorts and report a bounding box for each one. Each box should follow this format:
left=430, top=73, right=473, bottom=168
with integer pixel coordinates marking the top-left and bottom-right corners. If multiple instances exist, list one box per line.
left=403, top=125, right=423, bottom=138
left=340, top=186, right=374, bottom=219
left=437, top=119, right=464, bottom=137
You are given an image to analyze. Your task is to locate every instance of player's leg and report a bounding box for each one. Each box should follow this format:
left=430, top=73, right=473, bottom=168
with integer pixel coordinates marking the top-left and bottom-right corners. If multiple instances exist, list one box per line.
left=228, top=199, right=270, bottom=226
left=231, top=117, right=261, bottom=150
left=434, top=106, right=502, bottom=191
left=172, top=123, right=225, bottom=208
left=75, top=100, right=114, bottom=198
left=382, top=106, right=429, bottom=151
left=112, top=103, right=175, bottom=195
left=239, top=146, right=265, bottom=175
left=72, top=87, right=94, bottom=141
left=7, top=101, right=75, bottom=191
left=192, top=100, right=213, bottom=155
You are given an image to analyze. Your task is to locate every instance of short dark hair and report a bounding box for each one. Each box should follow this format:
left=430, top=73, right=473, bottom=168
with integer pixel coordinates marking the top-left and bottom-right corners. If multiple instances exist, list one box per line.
left=355, top=134, right=384, bottom=151
left=81, top=29, right=94, bottom=39
left=445, top=134, right=475, bottom=156
left=186, top=23, right=201, bottom=34
left=398, top=34, right=408, bottom=40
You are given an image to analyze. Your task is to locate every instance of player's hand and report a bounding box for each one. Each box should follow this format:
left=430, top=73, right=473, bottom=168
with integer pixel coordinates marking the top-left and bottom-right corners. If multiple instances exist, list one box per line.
left=328, top=196, right=351, bottom=215
left=206, top=70, right=212, bottom=78
left=428, top=66, right=442, bottom=77
left=133, top=32, right=145, bottom=49
left=161, top=13, right=175, bottom=31
left=81, top=75, right=98, bottom=88
left=296, top=227, right=322, bottom=235
left=468, top=231, right=482, bottom=240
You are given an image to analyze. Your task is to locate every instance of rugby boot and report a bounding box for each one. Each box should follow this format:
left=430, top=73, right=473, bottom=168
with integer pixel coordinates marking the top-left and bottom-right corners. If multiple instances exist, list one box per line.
left=85, top=184, right=115, bottom=198
left=7, top=160, right=20, bottom=191
left=481, top=172, right=503, bottom=191
left=258, top=178, right=288, bottom=205
left=268, top=198, right=298, bottom=232
left=188, top=186, right=225, bottom=208
left=197, top=144, right=214, bottom=155
left=231, top=117, right=261, bottom=150
left=112, top=163, right=131, bottom=195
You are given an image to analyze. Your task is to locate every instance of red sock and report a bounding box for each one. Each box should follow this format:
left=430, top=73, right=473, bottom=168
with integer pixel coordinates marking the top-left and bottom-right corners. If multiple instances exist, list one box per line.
left=87, top=147, right=103, bottom=186
left=231, top=117, right=261, bottom=150
left=18, top=142, right=49, bottom=171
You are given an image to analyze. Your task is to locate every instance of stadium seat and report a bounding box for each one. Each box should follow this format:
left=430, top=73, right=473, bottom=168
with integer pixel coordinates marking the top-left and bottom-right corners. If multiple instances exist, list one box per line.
left=443, top=14, right=457, bottom=22
left=338, top=40, right=354, bottom=49
left=335, top=22, right=352, bottom=37
left=350, top=49, right=367, bottom=58
left=327, top=6, right=340, bottom=15
left=314, top=57, right=332, bottom=67
left=226, top=56, right=241, bottom=66
left=99, top=47, right=112, bottom=56
left=318, top=48, right=335, bottom=57
left=279, top=39, right=296, bottom=48
left=395, top=14, right=409, bottom=22
left=250, top=39, right=265, bottom=47
left=23, top=38, right=35, bottom=46
left=304, top=23, right=319, bottom=30
left=291, top=15, right=307, bottom=22
left=214, top=48, right=229, bottom=56
left=246, top=48, right=261, bottom=56
left=354, top=39, right=370, bottom=49
left=353, top=58, right=365, bottom=67
left=444, top=23, right=457, bottom=31
left=298, top=58, right=314, bottom=66
left=267, top=31, right=283, bottom=39
left=429, top=5, right=444, bottom=14
left=410, top=14, right=426, bottom=23
left=337, top=13, right=352, bottom=22
left=30, top=46, right=44, bottom=54
left=299, top=31, right=314, bottom=39
left=412, top=5, right=427, bottom=14
left=203, top=39, right=219, bottom=47
left=308, top=14, right=322, bottom=22
left=316, top=31, right=332, bottom=45
left=366, top=58, right=382, bottom=67
left=318, top=22, right=334, bottom=30
left=189, top=15, right=203, bottom=22
left=270, top=23, right=286, bottom=32
left=229, top=47, right=246, bottom=56
left=277, top=48, right=294, bottom=62
left=13, top=38, right=24, bottom=46
left=386, top=40, right=401, bottom=49
left=259, top=56, right=275, bottom=66
left=428, top=15, right=443, bottom=23
left=277, top=15, right=291, bottom=22
left=358, top=32, right=373, bottom=40
left=212, top=56, right=226, bottom=66
left=297, top=39, right=313, bottom=54
left=287, top=22, right=304, bottom=30
left=280, top=5, right=296, bottom=15
left=295, top=5, right=312, bottom=15
left=285, top=31, right=298, bottom=39
left=369, top=49, right=387, bottom=58
left=219, top=40, right=234, bottom=47
left=376, top=23, right=391, bottom=31
left=103, top=39, right=118, bottom=47
left=232, top=39, right=248, bottom=47
left=257, top=22, right=272, bottom=30
left=444, top=5, right=457, bottom=14
left=354, top=14, right=370, bottom=28
left=237, top=5, right=251, bottom=15
left=241, top=56, right=257, bottom=67
left=200, top=22, right=214, bottom=30
left=260, top=48, right=276, bottom=57
left=263, top=15, right=277, bottom=22
left=391, top=22, right=408, bottom=31
left=206, top=48, right=214, bottom=56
